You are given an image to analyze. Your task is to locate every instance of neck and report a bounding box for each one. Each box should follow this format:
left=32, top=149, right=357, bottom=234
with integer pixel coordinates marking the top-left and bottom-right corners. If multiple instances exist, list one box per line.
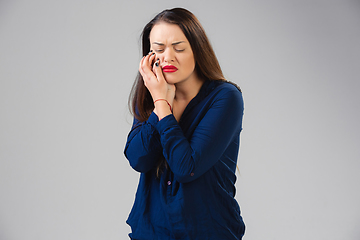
left=174, top=75, right=204, bottom=102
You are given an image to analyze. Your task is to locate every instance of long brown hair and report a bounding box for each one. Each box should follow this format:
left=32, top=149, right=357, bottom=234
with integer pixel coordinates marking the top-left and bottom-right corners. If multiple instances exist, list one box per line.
left=129, top=7, right=228, bottom=122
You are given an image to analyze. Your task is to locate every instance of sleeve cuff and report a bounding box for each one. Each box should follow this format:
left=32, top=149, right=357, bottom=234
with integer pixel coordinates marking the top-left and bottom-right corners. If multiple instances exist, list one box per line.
left=147, top=111, right=160, bottom=127
left=155, top=114, right=178, bottom=134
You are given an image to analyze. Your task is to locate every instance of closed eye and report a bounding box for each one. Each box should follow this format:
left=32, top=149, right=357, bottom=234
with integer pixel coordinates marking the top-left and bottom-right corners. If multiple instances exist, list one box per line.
left=175, top=49, right=185, bottom=52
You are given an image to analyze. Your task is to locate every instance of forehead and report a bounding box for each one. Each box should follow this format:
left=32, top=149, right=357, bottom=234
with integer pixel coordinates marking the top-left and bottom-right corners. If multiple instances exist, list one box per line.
left=149, top=22, right=188, bottom=44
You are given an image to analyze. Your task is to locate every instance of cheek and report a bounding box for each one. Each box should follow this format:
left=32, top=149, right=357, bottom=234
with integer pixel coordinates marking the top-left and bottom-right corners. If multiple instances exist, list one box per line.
left=182, top=55, right=196, bottom=72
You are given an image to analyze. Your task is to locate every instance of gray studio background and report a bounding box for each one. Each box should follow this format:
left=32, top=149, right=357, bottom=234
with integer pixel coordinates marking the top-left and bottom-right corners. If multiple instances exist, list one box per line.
left=1, top=0, right=359, bottom=239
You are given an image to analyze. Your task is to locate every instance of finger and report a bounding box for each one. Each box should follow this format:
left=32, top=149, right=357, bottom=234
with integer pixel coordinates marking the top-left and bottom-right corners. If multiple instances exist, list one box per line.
left=140, top=57, right=153, bottom=80
left=148, top=52, right=156, bottom=65
left=152, top=58, right=165, bottom=82
left=139, top=56, right=145, bottom=70
left=145, top=52, right=156, bottom=70
left=141, top=52, right=156, bottom=76
left=139, top=56, right=147, bottom=77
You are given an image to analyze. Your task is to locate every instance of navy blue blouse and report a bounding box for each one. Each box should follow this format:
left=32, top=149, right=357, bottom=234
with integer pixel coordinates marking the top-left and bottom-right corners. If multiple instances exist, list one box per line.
left=124, top=80, right=245, bottom=240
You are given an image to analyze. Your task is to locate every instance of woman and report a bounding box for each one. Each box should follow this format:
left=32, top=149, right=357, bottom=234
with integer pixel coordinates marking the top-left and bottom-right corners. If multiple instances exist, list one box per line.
left=124, top=8, right=245, bottom=240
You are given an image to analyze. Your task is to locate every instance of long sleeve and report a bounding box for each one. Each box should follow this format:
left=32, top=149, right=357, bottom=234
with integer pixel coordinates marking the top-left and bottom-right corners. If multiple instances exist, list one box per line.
left=125, top=81, right=246, bottom=239
left=156, top=85, right=243, bottom=183
left=124, top=112, right=162, bottom=173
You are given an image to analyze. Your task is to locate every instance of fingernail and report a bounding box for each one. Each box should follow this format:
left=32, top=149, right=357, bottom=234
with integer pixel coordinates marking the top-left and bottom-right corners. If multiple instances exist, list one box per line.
left=152, top=52, right=155, bottom=55
left=155, top=61, right=159, bottom=67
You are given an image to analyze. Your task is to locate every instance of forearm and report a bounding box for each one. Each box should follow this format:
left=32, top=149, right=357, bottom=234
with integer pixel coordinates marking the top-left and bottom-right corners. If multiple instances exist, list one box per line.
left=124, top=113, right=162, bottom=173
left=155, top=88, right=243, bottom=183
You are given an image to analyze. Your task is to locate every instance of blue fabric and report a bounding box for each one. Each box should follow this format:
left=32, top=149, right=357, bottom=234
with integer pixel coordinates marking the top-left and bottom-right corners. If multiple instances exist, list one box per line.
left=124, top=80, right=245, bottom=240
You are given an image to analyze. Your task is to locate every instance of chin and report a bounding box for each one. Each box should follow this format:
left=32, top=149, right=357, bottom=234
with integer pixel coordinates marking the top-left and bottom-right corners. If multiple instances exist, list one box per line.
left=164, top=76, right=181, bottom=84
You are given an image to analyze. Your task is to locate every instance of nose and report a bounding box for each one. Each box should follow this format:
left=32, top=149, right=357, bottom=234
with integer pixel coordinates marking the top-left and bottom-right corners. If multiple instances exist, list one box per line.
left=162, top=48, right=175, bottom=63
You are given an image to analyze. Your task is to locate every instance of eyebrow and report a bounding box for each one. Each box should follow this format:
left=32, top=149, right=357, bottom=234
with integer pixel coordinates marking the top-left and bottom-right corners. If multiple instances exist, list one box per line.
left=152, top=41, right=186, bottom=46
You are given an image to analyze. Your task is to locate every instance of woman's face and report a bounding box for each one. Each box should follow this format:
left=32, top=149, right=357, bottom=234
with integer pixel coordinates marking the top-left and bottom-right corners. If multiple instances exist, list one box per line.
left=149, top=22, right=197, bottom=85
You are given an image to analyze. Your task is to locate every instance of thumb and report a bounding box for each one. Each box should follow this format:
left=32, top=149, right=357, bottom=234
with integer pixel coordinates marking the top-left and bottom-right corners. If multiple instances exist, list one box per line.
left=153, top=58, right=165, bottom=82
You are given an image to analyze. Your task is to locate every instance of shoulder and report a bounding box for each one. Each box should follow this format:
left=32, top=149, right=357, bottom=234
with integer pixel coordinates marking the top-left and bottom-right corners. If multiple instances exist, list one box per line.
left=199, top=80, right=244, bottom=117
left=209, top=80, right=243, bottom=102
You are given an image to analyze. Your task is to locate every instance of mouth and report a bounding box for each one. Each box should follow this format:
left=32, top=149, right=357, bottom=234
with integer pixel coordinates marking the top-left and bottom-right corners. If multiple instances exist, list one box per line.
left=162, top=65, right=178, bottom=73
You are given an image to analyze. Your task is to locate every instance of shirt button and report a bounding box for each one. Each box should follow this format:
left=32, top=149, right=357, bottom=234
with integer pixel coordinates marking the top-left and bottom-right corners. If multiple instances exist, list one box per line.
left=190, top=173, right=194, bottom=177
left=167, top=181, right=172, bottom=186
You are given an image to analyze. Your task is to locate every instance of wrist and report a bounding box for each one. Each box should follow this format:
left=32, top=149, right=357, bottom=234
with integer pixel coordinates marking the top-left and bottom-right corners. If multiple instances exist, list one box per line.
left=154, top=99, right=172, bottom=120
left=154, top=99, right=172, bottom=112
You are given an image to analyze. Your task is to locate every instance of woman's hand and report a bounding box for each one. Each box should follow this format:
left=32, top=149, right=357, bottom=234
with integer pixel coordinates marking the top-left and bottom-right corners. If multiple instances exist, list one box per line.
left=139, top=51, right=175, bottom=119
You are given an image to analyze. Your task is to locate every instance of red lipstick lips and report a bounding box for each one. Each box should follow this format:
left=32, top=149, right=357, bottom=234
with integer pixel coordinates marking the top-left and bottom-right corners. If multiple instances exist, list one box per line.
left=162, top=65, right=178, bottom=73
